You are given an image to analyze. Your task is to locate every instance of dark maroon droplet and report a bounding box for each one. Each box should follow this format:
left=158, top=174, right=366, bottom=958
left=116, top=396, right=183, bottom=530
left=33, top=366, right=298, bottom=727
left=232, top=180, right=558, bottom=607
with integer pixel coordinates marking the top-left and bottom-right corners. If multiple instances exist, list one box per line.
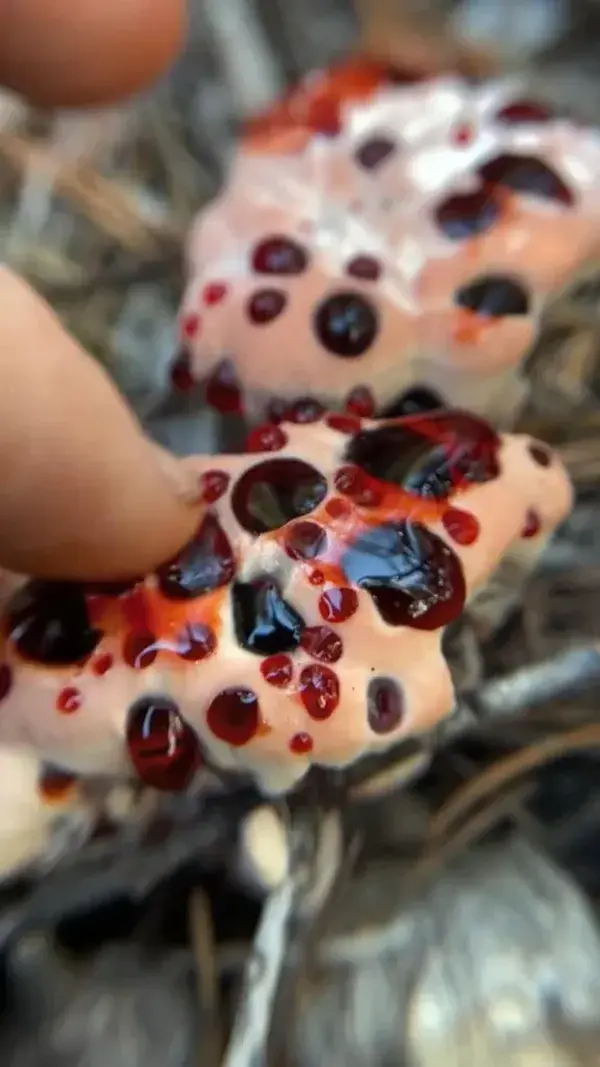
left=205, top=360, right=243, bottom=414
left=170, top=350, right=196, bottom=392
left=528, top=441, right=552, bottom=467
left=93, top=652, right=114, bottom=676
left=0, top=664, right=12, bottom=701
left=8, top=581, right=101, bottom=666
left=342, top=521, right=466, bottom=630
left=176, top=622, right=216, bottom=662
left=522, top=509, right=541, bottom=538
left=299, top=664, right=340, bottom=720
left=157, top=512, right=235, bottom=599
left=285, top=521, right=326, bottom=561
left=355, top=136, right=396, bottom=170
left=261, top=654, right=293, bottom=687
left=289, top=732, right=314, bottom=754
left=201, top=469, right=230, bottom=504
left=345, top=411, right=500, bottom=498
left=206, top=687, right=260, bottom=746
left=126, top=695, right=201, bottom=791
left=232, top=578, right=304, bottom=655
left=345, top=385, right=376, bottom=417
left=231, top=458, right=328, bottom=535
left=496, top=100, right=552, bottom=125
left=286, top=397, right=325, bottom=424
left=455, top=275, right=529, bottom=316
left=246, top=288, right=288, bottom=325
left=435, top=188, right=500, bottom=240
left=123, top=631, right=158, bottom=669
left=56, top=687, right=82, bottom=713
left=327, top=413, right=362, bottom=434
left=301, top=626, right=343, bottom=663
left=252, top=235, right=309, bottom=275
left=346, top=255, right=382, bottom=282
left=314, top=291, right=379, bottom=358
left=319, top=587, right=359, bottom=623
left=367, top=677, right=404, bottom=734
left=38, top=767, right=78, bottom=802
left=246, top=423, right=288, bottom=453
left=442, top=507, right=480, bottom=546
left=479, top=154, right=574, bottom=206
left=383, top=386, right=446, bottom=419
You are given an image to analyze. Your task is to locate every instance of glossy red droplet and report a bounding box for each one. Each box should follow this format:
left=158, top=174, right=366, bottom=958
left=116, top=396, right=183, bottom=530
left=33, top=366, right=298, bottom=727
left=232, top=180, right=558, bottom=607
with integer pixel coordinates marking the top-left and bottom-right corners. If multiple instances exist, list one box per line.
left=309, top=569, right=325, bottom=586
left=522, top=508, right=541, bottom=539
left=345, top=385, right=375, bottom=417
left=206, top=687, right=260, bottom=746
left=299, top=664, right=340, bottom=720
left=127, top=696, right=201, bottom=791
left=346, top=255, right=382, bottom=282
left=528, top=441, right=552, bottom=468
left=315, top=294, right=379, bottom=358
left=325, top=497, right=351, bottom=520
left=246, top=288, right=287, bottom=325
left=93, top=652, right=114, bottom=676
left=0, top=663, right=12, bottom=701
left=38, top=768, right=77, bottom=802
left=301, top=626, right=343, bottom=663
left=170, top=351, right=196, bottom=392
left=181, top=312, right=201, bottom=340
left=176, top=622, right=217, bottom=662
left=201, top=469, right=230, bottom=504
left=479, top=153, right=573, bottom=206
left=158, top=512, right=236, bottom=599
left=286, top=397, right=325, bottom=424
left=327, top=413, right=362, bottom=434
left=123, top=630, right=158, bottom=669
left=496, top=100, right=552, bottom=125
left=205, top=360, right=243, bottom=414
left=442, top=507, right=480, bottom=546
left=203, top=281, right=228, bottom=305
left=231, top=459, right=328, bottom=536
left=334, top=464, right=383, bottom=507
left=246, top=423, right=288, bottom=453
left=452, top=122, right=474, bottom=145
left=252, top=235, right=309, bottom=275
left=261, top=653, right=293, bottom=687
left=319, top=586, right=359, bottom=623
left=436, top=187, right=499, bottom=240
left=367, top=677, right=404, bottom=734
left=289, top=732, right=314, bottom=754
left=285, top=521, right=326, bottom=561
left=56, top=687, right=82, bottom=713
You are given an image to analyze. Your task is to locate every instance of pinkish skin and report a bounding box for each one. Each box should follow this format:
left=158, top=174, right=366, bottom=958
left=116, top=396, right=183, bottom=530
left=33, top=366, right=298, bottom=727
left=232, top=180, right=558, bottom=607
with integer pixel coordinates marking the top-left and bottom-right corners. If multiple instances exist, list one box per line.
left=0, top=409, right=572, bottom=883
left=180, top=73, right=600, bottom=426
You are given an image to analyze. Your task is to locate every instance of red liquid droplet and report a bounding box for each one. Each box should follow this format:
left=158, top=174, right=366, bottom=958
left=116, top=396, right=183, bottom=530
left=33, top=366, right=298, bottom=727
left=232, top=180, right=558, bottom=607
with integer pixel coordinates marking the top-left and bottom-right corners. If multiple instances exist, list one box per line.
left=252, top=236, right=309, bottom=275
left=206, top=687, right=260, bottom=746
left=93, top=652, right=113, bottom=676
left=127, top=696, right=201, bottom=791
left=246, top=423, right=288, bottom=453
left=355, top=136, right=396, bottom=170
left=436, top=188, right=499, bottom=240
left=325, top=497, right=351, bottom=520
left=334, top=465, right=383, bottom=507
left=0, top=663, right=12, bottom=701
left=346, top=255, right=381, bottom=282
left=496, top=100, right=552, bottom=125
left=201, top=469, right=230, bottom=503
left=261, top=653, right=293, bottom=687
left=314, top=292, right=379, bottom=358
left=479, top=153, right=573, bottom=206
left=285, top=520, right=326, bottom=561
left=327, top=413, right=362, bottom=434
left=176, top=622, right=217, bottom=662
left=319, top=587, right=359, bottom=623
left=452, top=122, right=474, bottom=145
left=345, top=385, right=376, bottom=417
left=205, top=360, right=243, bottom=414
left=158, top=512, right=235, bottom=599
left=57, top=687, right=82, bottom=713
left=246, top=288, right=287, bottom=325
left=522, top=508, right=541, bottom=538
left=299, top=664, right=340, bottom=720
left=39, top=768, right=77, bottom=801
left=289, top=732, right=314, bottom=754
left=301, top=625, right=343, bottom=663
left=309, top=569, right=325, bottom=586
left=286, top=397, right=325, bottom=424
left=367, top=677, right=404, bottom=734
left=232, top=459, right=328, bottom=536
left=170, top=351, right=196, bottom=392
left=181, top=312, right=201, bottom=340
left=528, top=441, right=552, bottom=467
left=442, top=507, right=480, bottom=546
left=203, top=281, right=228, bottom=305
left=123, top=631, right=158, bottom=669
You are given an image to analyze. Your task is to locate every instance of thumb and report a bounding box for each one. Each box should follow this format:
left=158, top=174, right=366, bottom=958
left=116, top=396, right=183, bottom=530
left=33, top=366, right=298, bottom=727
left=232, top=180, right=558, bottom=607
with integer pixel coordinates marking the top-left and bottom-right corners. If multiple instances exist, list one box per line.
left=0, top=267, right=202, bottom=580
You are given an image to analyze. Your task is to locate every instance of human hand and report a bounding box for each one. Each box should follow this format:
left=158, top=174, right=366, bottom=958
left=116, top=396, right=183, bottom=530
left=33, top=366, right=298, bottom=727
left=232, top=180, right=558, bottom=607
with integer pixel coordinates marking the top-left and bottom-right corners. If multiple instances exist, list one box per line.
left=0, top=0, right=202, bottom=582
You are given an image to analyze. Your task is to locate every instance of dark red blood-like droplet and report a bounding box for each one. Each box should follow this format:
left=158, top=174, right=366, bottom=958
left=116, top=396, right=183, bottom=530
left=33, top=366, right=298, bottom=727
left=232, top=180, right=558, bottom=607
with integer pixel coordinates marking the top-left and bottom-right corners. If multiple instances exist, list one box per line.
left=93, top=652, right=113, bottom=676
left=231, top=459, right=328, bottom=535
left=170, top=351, right=196, bottom=392
left=181, top=312, right=201, bottom=340
left=455, top=275, right=529, bottom=316
left=384, top=386, right=445, bottom=418
left=252, top=236, right=309, bottom=275
left=285, top=397, right=325, bottom=424
left=309, top=569, right=325, bottom=586
left=342, top=521, right=466, bottom=630
left=334, top=465, right=383, bottom=508
left=346, top=255, right=382, bottom=282
left=479, top=153, right=573, bottom=206
left=345, top=385, right=376, bottom=417
left=158, top=512, right=235, bottom=599
left=203, top=282, right=228, bottom=305
left=261, top=653, right=293, bottom=687
left=522, top=508, right=541, bottom=538
left=206, top=687, right=260, bottom=746
left=247, top=288, right=288, bottom=325
left=299, top=664, right=340, bottom=720
left=246, top=423, right=288, bottom=453
left=56, top=687, right=82, bottom=713
left=126, top=696, right=201, bottom=791
left=289, top=732, right=314, bottom=754
left=528, top=441, right=552, bottom=467
left=319, top=586, right=359, bottom=623
left=301, top=626, right=343, bottom=663
left=442, top=507, right=480, bottom=546
left=285, top=521, right=326, bottom=561
left=205, top=360, right=243, bottom=413
left=201, top=469, right=230, bottom=504
left=123, top=630, right=158, bottom=670
left=0, top=664, right=12, bottom=701
left=452, top=122, right=474, bottom=145
left=496, top=100, right=552, bottom=125
left=327, top=413, right=362, bottom=434
left=355, top=136, right=396, bottom=170
left=232, top=579, right=304, bottom=655
left=38, top=767, right=77, bottom=802
left=326, top=497, right=351, bottom=520
left=314, top=292, right=379, bottom=358
left=435, top=187, right=499, bottom=240
left=8, top=581, right=101, bottom=666
left=176, top=622, right=217, bottom=662
left=367, top=677, right=404, bottom=734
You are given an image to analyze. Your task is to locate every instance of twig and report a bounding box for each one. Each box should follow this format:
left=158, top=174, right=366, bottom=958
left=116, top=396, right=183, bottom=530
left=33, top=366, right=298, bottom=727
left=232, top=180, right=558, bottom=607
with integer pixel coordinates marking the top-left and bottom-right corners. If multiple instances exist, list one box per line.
left=189, top=889, right=222, bottom=1067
